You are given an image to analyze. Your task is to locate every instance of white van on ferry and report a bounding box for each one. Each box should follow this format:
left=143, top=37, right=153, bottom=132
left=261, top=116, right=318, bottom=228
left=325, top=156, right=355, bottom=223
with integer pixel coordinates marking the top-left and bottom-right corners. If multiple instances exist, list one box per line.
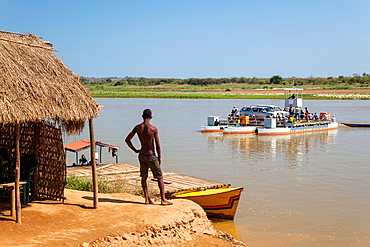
left=239, top=105, right=288, bottom=119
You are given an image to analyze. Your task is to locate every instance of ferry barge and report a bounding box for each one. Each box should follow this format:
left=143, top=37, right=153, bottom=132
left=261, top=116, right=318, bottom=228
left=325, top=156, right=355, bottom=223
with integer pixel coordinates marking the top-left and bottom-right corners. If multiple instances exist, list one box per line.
left=258, top=118, right=338, bottom=135
left=201, top=116, right=258, bottom=134
left=201, top=86, right=338, bottom=136
left=257, top=87, right=338, bottom=135
left=201, top=116, right=223, bottom=133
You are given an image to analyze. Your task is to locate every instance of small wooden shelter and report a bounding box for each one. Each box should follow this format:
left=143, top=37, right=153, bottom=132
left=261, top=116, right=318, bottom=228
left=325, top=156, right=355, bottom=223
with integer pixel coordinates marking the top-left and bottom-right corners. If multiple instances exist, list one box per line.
left=64, top=139, right=120, bottom=165
left=0, top=30, right=101, bottom=223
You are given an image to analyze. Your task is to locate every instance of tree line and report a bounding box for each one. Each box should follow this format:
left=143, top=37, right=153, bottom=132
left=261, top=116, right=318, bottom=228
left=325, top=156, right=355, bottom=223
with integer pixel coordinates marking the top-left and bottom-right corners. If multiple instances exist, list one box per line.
left=81, top=74, right=370, bottom=87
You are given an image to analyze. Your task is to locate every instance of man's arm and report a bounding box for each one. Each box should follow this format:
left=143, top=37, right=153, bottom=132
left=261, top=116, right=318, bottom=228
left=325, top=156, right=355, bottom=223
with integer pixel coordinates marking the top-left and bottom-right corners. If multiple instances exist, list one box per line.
left=125, top=128, right=140, bottom=153
left=153, top=127, right=161, bottom=165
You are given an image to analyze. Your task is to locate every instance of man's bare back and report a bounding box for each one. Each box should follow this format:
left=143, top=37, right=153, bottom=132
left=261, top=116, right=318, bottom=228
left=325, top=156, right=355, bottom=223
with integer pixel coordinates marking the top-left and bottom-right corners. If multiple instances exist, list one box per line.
left=134, top=122, right=158, bottom=155
left=125, top=109, right=172, bottom=206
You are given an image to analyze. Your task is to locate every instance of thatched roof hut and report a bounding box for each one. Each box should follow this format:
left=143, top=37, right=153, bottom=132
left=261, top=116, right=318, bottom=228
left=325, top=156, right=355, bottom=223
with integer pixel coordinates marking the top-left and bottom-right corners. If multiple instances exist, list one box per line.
left=0, top=30, right=101, bottom=132
left=0, top=30, right=101, bottom=223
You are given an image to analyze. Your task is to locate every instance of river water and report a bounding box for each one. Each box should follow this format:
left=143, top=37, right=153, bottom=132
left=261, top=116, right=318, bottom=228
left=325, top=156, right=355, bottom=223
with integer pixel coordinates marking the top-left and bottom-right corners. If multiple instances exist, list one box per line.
left=66, top=98, right=370, bottom=246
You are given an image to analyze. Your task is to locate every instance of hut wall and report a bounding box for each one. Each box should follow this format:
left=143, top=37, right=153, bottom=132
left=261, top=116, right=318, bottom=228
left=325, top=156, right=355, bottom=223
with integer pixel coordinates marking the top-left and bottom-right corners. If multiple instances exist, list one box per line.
left=0, top=122, right=65, bottom=201
left=35, top=123, right=66, bottom=201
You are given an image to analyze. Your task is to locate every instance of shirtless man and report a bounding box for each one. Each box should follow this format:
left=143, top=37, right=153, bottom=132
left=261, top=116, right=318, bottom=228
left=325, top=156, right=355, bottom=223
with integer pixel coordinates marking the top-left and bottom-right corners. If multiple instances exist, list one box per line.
left=125, top=109, right=172, bottom=206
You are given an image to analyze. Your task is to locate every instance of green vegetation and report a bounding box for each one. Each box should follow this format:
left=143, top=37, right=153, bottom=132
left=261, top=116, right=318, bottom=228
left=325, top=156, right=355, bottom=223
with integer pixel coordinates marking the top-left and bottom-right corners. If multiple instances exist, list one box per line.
left=80, top=75, right=370, bottom=100
left=81, top=74, right=370, bottom=87
left=270, top=75, right=283, bottom=84
left=89, top=91, right=286, bottom=99
left=66, top=173, right=157, bottom=198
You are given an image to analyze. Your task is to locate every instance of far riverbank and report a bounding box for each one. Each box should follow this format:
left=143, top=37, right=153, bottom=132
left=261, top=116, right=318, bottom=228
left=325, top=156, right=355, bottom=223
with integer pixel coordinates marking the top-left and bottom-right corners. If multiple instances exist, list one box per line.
left=89, top=88, right=370, bottom=100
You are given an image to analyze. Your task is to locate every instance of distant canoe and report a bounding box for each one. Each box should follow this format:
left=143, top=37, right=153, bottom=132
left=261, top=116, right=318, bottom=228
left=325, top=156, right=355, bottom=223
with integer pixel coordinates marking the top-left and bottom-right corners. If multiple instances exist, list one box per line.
left=172, top=187, right=244, bottom=220
left=342, top=123, right=370, bottom=127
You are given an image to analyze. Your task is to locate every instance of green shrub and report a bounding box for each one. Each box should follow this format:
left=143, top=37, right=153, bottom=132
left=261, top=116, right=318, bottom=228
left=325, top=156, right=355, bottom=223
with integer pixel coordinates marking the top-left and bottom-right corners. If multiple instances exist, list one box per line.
left=270, top=75, right=283, bottom=84
left=66, top=173, right=93, bottom=191
left=114, top=81, right=124, bottom=86
left=66, top=173, right=157, bottom=198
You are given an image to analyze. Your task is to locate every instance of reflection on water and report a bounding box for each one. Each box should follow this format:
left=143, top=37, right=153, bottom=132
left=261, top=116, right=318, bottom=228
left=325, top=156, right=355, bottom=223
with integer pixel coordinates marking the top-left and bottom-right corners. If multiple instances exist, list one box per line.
left=202, top=130, right=338, bottom=169
left=210, top=218, right=240, bottom=240
left=202, top=129, right=370, bottom=247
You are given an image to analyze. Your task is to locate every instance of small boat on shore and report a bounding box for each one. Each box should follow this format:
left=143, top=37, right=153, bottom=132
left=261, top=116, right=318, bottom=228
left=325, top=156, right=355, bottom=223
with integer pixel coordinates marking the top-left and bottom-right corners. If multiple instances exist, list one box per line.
left=171, top=187, right=244, bottom=220
left=342, top=123, right=370, bottom=127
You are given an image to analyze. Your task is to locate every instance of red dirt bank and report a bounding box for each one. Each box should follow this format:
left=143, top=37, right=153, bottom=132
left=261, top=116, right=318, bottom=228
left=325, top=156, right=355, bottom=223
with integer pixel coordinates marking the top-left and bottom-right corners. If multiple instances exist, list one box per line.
left=0, top=189, right=246, bottom=246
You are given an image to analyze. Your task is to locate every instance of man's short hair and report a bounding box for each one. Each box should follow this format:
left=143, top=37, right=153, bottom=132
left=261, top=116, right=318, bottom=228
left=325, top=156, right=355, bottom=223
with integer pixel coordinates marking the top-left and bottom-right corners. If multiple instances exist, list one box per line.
left=143, top=109, right=152, bottom=119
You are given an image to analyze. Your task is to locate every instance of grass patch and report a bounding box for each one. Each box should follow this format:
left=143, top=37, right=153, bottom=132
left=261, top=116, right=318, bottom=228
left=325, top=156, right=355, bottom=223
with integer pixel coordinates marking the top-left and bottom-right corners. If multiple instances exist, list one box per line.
left=66, top=173, right=157, bottom=199
left=89, top=91, right=285, bottom=99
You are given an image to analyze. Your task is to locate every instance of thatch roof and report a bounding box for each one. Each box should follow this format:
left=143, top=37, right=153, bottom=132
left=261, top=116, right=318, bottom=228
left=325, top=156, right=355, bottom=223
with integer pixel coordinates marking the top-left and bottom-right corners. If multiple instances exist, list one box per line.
left=0, top=30, right=101, bottom=134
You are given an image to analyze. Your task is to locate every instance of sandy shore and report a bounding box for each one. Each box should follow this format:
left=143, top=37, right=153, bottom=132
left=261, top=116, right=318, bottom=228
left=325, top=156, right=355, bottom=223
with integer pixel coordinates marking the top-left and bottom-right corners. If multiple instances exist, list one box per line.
left=0, top=189, right=246, bottom=246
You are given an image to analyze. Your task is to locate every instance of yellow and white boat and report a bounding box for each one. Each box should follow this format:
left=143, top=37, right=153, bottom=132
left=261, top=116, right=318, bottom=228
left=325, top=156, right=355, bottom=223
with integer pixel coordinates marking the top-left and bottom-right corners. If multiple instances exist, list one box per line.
left=172, top=187, right=244, bottom=220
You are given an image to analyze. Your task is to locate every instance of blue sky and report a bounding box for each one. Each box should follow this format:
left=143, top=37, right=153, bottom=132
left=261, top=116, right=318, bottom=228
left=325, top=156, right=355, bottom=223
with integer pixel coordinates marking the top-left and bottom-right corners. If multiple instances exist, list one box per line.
left=1, top=0, right=369, bottom=78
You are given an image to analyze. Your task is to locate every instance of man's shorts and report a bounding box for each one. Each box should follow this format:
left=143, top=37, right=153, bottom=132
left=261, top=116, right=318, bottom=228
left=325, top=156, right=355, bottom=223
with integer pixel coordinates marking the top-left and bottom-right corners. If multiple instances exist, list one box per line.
left=138, top=153, right=163, bottom=179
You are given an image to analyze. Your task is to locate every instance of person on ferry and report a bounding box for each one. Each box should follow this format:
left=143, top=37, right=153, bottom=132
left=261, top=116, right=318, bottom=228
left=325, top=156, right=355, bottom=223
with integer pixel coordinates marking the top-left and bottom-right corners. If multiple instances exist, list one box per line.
left=289, top=94, right=295, bottom=99
left=305, top=107, right=310, bottom=120
left=331, top=115, right=336, bottom=123
left=214, top=119, right=220, bottom=126
left=234, top=107, right=239, bottom=117
left=250, top=115, right=256, bottom=124
left=284, top=115, right=288, bottom=126
left=277, top=114, right=283, bottom=125
left=294, top=106, right=300, bottom=121
left=230, top=105, right=237, bottom=117
left=289, top=106, right=294, bottom=116
left=314, top=112, right=319, bottom=120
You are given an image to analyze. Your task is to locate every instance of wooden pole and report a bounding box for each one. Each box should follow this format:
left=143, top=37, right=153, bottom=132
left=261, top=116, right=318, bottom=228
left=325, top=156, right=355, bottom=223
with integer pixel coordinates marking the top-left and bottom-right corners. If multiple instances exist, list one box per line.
left=11, top=186, right=15, bottom=217
left=89, top=118, right=98, bottom=208
left=32, top=123, right=40, bottom=201
left=99, top=146, right=102, bottom=164
left=15, top=123, right=21, bottom=223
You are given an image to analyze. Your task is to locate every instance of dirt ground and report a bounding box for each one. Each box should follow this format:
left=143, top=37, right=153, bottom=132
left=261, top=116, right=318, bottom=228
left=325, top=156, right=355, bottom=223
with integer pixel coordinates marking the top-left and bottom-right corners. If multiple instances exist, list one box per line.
left=0, top=189, right=246, bottom=246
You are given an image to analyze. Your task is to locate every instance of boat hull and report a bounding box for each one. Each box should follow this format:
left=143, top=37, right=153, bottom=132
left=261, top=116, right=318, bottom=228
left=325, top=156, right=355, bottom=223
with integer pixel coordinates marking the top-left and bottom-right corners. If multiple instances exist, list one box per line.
left=258, top=122, right=338, bottom=135
left=201, top=125, right=222, bottom=133
left=342, top=123, right=370, bottom=127
left=172, top=187, right=244, bottom=220
left=223, top=126, right=257, bottom=134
